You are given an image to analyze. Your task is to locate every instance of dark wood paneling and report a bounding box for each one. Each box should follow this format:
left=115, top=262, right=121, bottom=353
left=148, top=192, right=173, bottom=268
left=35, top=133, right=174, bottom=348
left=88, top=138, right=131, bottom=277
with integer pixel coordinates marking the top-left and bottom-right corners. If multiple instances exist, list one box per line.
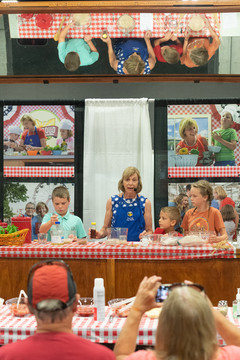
left=0, top=258, right=239, bottom=306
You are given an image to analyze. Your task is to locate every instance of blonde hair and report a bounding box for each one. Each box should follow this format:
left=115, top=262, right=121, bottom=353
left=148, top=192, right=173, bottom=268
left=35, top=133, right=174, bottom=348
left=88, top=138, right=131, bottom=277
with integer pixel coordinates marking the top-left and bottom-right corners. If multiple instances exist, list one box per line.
left=64, top=52, right=80, bottom=72
left=118, top=166, right=142, bottom=194
left=174, top=193, right=189, bottom=212
left=160, top=206, right=181, bottom=224
left=179, top=117, right=198, bottom=139
left=52, top=186, right=70, bottom=201
left=162, top=47, right=180, bottom=64
left=189, top=47, right=209, bottom=66
left=220, top=204, right=235, bottom=222
left=60, top=129, right=73, bottom=138
left=192, top=180, right=213, bottom=204
left=123, top=55, right=145, bottom=75
left=214, top=186, right=227, bottom=200
left=36, top=202, right=49, bottom=214
left=155, top=287, right=218, bottom=360
left=20, top=113, right=36, bottom=126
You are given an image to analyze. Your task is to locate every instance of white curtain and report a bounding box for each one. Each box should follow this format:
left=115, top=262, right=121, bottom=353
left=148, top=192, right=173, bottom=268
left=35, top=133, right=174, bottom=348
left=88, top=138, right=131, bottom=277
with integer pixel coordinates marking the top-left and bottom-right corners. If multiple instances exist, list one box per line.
left=83, top=98, right=154, bottom=233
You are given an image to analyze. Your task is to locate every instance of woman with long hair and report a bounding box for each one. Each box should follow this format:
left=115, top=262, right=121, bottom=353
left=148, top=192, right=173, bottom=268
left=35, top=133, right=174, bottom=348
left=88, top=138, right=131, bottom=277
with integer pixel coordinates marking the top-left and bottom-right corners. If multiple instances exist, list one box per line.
left=114, top=276, right=240, bottom=360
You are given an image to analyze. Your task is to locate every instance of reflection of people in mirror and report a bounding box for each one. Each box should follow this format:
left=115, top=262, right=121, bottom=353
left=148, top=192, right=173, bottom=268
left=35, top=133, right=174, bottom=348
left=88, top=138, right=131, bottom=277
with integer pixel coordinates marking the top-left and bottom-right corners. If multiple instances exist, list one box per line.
left=4, top=125, right=22, bottom=152
left=153, top=32, right=183, bottom=64
left=180, top=14, right=220, bottom=68
left=100, top=30, right=156, bottom=74
left=56, top=119, right=74, bottom=152
left=176, top=117, right=208, bottom=166
left=58, top=22, right=99, bottom=71
left=19, top=113, right=46, bottom=152
left=212, top=106, right=238, bottom=166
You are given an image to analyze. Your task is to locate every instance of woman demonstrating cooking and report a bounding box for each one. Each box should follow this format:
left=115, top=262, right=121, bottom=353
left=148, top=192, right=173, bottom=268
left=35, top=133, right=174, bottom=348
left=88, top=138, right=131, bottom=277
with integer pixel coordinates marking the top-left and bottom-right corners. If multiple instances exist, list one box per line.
left=95, top=166, right=153, bottom=241
left=19, top=113, right=46, bottom=151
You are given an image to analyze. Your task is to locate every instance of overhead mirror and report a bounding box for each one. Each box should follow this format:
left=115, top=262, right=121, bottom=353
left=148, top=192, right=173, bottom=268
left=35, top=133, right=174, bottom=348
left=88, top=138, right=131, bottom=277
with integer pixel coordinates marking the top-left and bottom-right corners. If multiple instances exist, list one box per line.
left=1, top=11, right=240, bottom=76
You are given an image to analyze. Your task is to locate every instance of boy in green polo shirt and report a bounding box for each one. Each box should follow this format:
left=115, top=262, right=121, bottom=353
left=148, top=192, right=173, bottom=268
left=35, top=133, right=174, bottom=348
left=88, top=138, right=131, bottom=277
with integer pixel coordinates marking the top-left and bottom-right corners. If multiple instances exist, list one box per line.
left=39, top=186, right=87, bottom=242
left=58, top=22, right=99, bottom=72
left=212, top=105, right=238, bottom=166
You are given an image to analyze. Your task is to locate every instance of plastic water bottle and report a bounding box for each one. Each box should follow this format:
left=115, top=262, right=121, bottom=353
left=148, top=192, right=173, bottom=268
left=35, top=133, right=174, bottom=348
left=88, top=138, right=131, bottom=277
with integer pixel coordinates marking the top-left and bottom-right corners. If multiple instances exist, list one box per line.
left=51, top=221, right=64, bottom=245
left=93, top=278, right=105, bottom=321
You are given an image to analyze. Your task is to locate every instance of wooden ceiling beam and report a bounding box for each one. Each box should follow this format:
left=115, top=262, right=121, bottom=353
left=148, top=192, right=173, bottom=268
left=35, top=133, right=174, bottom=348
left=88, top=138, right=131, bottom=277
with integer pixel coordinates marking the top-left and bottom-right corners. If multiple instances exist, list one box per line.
left=1, top=1, right=240, bottom=14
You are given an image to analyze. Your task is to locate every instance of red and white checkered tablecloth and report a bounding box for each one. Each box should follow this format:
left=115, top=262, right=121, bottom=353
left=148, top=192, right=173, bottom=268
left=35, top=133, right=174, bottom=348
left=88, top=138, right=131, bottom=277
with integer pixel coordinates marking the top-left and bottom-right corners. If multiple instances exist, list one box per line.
left=0, top=242, right=235, bottom=260
left=17, top=13, right=220, bottom=39
left=0, top=306, right=237, bottom=346
left=168, top=166, right=240, bottom=178
left=3, top=166, right=74, bottom=178
left=0, top=306, right=154, bottom=345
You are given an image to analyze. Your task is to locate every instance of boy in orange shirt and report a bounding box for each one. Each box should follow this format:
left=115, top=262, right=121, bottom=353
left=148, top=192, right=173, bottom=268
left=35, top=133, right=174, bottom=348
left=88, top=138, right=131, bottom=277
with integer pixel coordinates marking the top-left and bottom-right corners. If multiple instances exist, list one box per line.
left=180, top=14, right=220, bottom=68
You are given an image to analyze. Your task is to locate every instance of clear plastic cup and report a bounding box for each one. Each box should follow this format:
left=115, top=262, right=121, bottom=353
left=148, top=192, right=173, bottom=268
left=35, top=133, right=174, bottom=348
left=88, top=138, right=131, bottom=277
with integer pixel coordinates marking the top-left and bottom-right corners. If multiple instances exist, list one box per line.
left=38, top=233, right=47, bottom=244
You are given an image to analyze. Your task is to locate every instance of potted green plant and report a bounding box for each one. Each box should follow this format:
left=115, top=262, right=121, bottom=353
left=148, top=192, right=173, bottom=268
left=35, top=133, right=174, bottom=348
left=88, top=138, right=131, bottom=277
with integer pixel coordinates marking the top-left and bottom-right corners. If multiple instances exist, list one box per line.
left=52, top=145, right=62, bottom=156
left=40, top=146, right=52, bottom=156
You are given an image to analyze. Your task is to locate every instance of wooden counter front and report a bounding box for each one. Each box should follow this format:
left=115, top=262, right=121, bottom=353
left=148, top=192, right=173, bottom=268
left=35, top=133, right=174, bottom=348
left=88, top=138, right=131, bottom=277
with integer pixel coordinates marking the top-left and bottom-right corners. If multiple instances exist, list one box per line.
left=0, top=241, right=238, bottom=306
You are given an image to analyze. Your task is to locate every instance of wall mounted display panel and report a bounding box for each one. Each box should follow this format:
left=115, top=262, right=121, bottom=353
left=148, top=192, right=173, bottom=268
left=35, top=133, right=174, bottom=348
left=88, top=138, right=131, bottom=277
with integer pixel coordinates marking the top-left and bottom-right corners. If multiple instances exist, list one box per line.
left=168, top=103, right=240, bottom=178
left=3, top=104, right=75, bottom=177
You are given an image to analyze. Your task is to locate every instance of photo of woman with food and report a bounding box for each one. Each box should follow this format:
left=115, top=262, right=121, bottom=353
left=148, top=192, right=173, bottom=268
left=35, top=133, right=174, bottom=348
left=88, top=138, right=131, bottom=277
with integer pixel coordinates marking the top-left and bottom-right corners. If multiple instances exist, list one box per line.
left=176, top=117, right=208, bottom=166
left=19, top=113, right=47, bottom=152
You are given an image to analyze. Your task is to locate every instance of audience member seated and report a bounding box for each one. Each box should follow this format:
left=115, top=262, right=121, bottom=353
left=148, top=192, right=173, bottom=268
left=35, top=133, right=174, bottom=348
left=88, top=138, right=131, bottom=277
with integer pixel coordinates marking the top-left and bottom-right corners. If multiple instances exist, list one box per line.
left=114, top=276, right=240, bottom=360
left=0, top=260, right=115, bottom=360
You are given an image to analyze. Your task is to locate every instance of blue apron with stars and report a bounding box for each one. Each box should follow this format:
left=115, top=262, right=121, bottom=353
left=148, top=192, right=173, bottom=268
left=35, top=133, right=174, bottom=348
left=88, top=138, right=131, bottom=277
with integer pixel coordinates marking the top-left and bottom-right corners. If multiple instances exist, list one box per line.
left=111, top=195, right=146, bottom=242
left=24, top=127, right=41, bottom=147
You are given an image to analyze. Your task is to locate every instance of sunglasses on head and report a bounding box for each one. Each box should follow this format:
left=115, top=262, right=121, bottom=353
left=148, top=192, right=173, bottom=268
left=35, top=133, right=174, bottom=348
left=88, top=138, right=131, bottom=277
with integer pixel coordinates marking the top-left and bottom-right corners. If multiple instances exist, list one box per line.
left=27, top=260, right=76, bottom=309
left=169, top=282, right=205, bottom=293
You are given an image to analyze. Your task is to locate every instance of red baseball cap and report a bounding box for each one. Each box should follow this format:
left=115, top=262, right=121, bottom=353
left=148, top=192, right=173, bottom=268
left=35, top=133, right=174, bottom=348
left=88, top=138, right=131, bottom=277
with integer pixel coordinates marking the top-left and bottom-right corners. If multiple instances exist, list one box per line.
left=28, top=261, right=77, bottom=309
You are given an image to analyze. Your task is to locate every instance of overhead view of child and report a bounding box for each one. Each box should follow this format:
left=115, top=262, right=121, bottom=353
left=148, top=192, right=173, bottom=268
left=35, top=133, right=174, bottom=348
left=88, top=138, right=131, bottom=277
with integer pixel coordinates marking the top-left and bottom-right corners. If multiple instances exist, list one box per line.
left=4, top=125, right=22, bottom=152
left=181, top=180, right=227, bottom=243
left=153, top=31, right=183, bottom=64
left=58, top=21, right=99, bottom=72
left=19, top=113, right=46, bottom=152
left=176, top=117, right=208, bottom=166
left=212, top=105, right=238, bottom=166
left=220, top=204, right=236, bottom=242
left=39, top=186, right=86, bottom=241
left=180, top=14, right=220, bottom=68
left=100, top=30, right=156, bottom=75
left=154, top=206, right=183, bottom=236
left=56, top=119, right=74, bottom=151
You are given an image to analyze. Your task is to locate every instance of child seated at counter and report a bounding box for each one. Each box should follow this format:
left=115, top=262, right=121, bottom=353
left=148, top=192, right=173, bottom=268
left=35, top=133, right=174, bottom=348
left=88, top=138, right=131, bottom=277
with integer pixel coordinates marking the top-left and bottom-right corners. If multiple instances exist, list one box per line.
left=39, top=186, right=86, bottom=241
left=154, top=206, right=183, bottom=236
left=58, top=22, right=99, bottom=72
